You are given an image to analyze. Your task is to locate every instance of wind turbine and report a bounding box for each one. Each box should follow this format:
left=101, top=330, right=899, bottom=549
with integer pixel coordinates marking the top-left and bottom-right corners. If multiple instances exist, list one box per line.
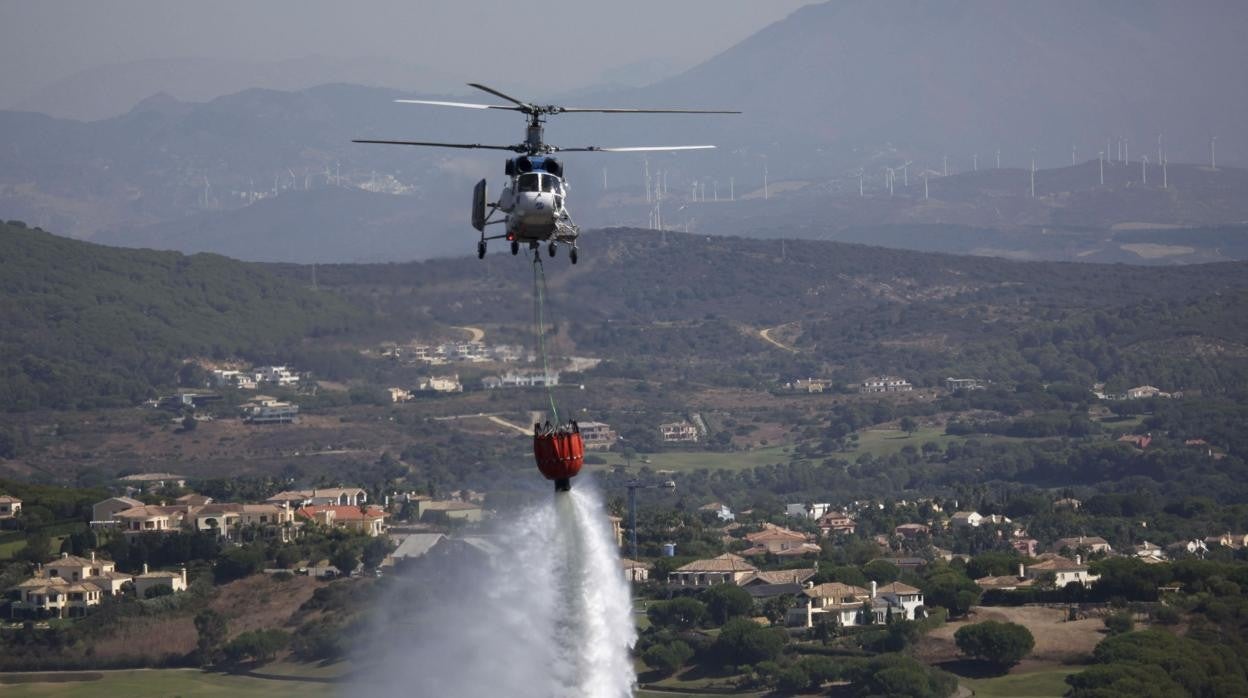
left=1071, top=145, right=1077, bottom=166
left=899, top=161, right=913, bottom=187
left=995, top=149, right=1001, bottom=169
left=1098, top=151, right=1104, bottom=185
left=1141, top=155, right=1148, bottom=185
left=1162, top=153, right=1168, bottom=188
left=923, top=171, right=929, bottom=200
left=856, top=169, right=865, bottom=197
left=973, top=153, right=978, bottom=172
left=1030, top=159, right=1036, bottom=198
left=943, top=155, right=948, bottom=176
left=884, top=167, right=895, bottom=196
left=1211, top=136, right=1218, bottom=169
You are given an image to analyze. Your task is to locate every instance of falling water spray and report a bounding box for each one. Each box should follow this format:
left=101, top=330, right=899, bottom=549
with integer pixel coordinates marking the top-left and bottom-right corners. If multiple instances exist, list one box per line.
left=365, top=484, right=636, bottom=698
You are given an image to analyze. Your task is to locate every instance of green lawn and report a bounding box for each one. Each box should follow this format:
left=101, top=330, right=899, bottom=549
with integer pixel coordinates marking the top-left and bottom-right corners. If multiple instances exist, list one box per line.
left=0, top=539, right=25, bottom=560
left=963, top=667, right=1080, bottom=697
left=0, top=668, right=339, bottom=698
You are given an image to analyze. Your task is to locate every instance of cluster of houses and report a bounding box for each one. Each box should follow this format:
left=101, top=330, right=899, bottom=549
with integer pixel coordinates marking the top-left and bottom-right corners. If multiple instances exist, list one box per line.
left=1092, top=383, right=1178, bottom=401
left=90, top=487, right=386, bottom=540
left=211, top=365, right=301, bottom=390
left=482, top=370, right=561, bottom=389
left=660, top=421, right=700, bottom=442
left=384, top=341, right=525, bottom=366
left=9, top=552, right=185, bottom=618
left=388, top=375, right=464, bottom=402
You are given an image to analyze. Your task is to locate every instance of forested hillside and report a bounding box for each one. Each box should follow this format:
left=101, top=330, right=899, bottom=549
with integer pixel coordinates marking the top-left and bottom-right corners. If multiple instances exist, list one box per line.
left=297, top=229, right=1248, bottom=397
left=0, top=221, right=364, bottom=410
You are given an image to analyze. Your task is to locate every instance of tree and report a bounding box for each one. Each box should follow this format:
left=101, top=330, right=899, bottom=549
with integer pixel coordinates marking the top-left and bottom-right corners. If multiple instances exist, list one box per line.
left=863, top=559, right=901, bottom=583
left=223, top=629, right=289, bottom=664
left=954, top=621, right=1035, bottom=668
left=215, top=545, right=264, bottom=583
left=362, top=537, right=392, bottom=570
left=641, top=640, right=693, bottom=676
left=647, top=597, right=707, bottom=630
left=702, top=583, right=754, bottom=625
left=900, top=416, right=918, bottom=436
left=194, top=609, right=228, bottom=665
left=711, top=617, right=786, bottom=666
left=330, top=547, right=359, bottom=576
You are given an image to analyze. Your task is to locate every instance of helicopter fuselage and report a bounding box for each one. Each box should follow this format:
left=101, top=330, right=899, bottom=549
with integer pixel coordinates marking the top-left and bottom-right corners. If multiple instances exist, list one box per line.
left=495, top=156, right=577, bottom=245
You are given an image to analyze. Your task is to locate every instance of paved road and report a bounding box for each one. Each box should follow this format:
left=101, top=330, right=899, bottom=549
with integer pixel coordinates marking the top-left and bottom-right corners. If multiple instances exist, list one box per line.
left=454, top=325, right=485, bottom=342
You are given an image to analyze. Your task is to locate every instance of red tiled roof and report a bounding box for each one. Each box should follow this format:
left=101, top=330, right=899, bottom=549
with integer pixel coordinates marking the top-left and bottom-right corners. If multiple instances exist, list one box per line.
left=297, top=505, right=386, bottom=521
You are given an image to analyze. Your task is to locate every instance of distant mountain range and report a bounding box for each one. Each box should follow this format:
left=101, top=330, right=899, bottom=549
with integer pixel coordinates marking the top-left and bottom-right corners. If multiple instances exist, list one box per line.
left=3, top=0, right=1247, bottom=264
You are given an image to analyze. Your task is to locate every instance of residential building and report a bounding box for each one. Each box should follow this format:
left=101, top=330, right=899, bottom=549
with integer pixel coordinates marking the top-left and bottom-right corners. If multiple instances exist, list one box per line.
left=114, top=504, right=194, bottom=534
left=817, top=511, right=857, bottom=536
left=1025, top=557, right=1099, bottom=587
left=874, top=581, right=926, bottom=621
left=794, top=582, right=871, bottom=627
left=1051, top=536, right=1113, bottom=555
left=875, top=557, right=928, bottom=573
left=788, top=378, right=832, bottom=393
left=1204, top=532, right=1248, bottom=550
left=482, top=371, right=560, bottom=389
left=893, top=523, right=930, bottom=540
left=1053, top=498, right=1082, bottom=510
left=578, top=421, right=619, bottom=450
left=742, top=523, right=821, bottom=557
left=241, top=396, right=299, bottom=424
left=418, top=375, right=463, bottom=393
left=388, top=387, right=413, bottom=403
left=175, top=494, right=213, bottom=507
left=668, top=553, right=758, bottom=587
left=740, top=568, right=818, bottom=589
left=949, top=511, right=984, bottom=528
left=1167, top=539, right=1209, bottom=558
left=417, top=500, right=485, bottom=523
left=0, top=495, right=21, bottom=519
left=1125, top=385, right=1166, bottom=400
left=1133, top=541, right=1166, bottom=561
left=92, top=496, right=145, bottom=525
left=192, top=503, right=296, bottom=541
left=10, top=552, right=131, bottom=617
left=1010, top=538, right=1040, bottom=557
left=390, top=533, right=447, bottom=565
left=266, top=488, right=367, bottom=508
left=297, top=504, right=388, bottom=536
left=859, top=376, right=913, bottom=394
left=211, top=369, right=258, bottom=390
left=621, top=558, right=651, bottom=583
left=698, top=502, right=735, bottom=522
left=659, top=422, right=699, bottom=442
left=976, top=571, right=1036, bottom=592
left=786, top=502, right=832, bottom=520
left=945, top=377, right=987, bottom=391
left=253, top=365, right=299, bottom=386
left=1117, top=434, right=1152, bottom=449
left=133, top=563, right=188, bottom=598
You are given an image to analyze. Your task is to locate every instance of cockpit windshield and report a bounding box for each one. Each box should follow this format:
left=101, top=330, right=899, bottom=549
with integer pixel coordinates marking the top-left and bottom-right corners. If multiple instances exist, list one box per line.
left=541, top=174, right=559, bottom=193
left=518, top=173, right=540, bottom=192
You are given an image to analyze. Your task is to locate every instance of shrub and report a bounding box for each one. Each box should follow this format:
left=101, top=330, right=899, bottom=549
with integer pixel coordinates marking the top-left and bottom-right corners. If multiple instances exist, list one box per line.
left=223, top=629, right=289, bottom=664
left=711, top=618, right=787, bottom=666
left=1104, top=611, right=1134, bottom=635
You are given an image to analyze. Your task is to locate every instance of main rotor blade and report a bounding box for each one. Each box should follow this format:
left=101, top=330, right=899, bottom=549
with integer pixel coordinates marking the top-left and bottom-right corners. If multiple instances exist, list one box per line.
left=467, top=83, right=533, bottom=111
left=557, top=108, right=741, bottom=114
left=556, top=145, right=718, bottom=153
left=353, top=139, right=522, bottom=152
left=394, top=98, right=522, bottom=111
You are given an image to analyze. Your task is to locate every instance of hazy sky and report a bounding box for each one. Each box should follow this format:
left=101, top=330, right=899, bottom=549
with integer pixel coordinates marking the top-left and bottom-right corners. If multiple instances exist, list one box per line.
left=0, top=0, right=817, bottom=101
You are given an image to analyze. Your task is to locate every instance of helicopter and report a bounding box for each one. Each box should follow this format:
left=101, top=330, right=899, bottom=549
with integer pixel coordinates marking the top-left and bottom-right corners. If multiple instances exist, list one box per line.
left=354, top=83, right=738, bottom=263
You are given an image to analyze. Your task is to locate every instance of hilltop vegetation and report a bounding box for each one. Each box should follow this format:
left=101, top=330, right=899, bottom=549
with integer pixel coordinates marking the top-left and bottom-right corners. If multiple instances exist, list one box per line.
left=0, top=221, right=364, bottom=411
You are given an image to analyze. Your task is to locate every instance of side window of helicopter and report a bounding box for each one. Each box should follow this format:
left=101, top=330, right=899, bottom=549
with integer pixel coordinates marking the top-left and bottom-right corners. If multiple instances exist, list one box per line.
left=518, top=173, right=540, bottom=192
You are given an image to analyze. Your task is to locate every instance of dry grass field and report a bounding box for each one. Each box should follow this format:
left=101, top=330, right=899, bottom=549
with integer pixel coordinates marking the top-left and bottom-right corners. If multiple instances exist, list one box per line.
left=917, top=605, right=1107, bottom=666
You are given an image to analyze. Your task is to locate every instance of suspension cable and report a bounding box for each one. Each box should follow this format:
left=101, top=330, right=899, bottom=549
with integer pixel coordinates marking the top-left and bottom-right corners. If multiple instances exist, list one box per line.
left=532, top=250, right=559, bottom=424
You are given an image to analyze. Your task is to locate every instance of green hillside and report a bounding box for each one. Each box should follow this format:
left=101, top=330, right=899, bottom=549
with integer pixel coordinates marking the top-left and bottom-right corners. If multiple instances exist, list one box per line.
left=0, top=221, right=363, bottom=411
